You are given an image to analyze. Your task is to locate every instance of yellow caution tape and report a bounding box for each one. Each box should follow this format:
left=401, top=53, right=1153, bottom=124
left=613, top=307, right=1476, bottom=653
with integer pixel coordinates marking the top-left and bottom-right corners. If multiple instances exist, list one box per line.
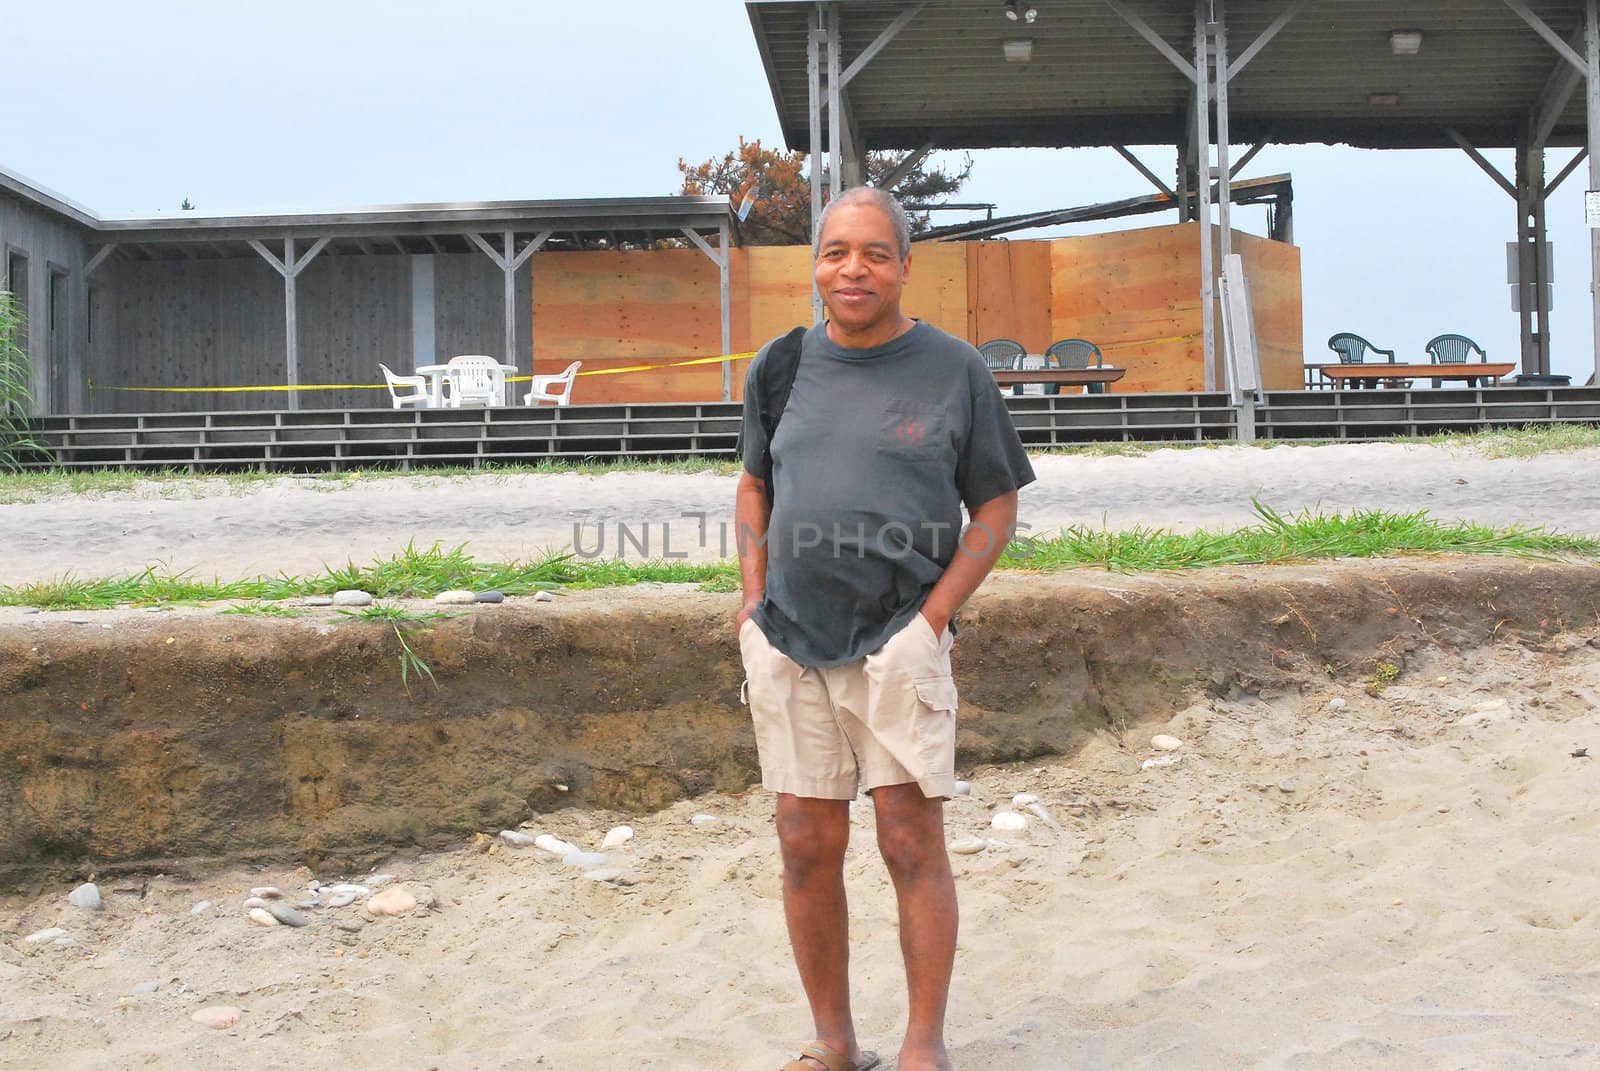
left=92, top=350, right=761, bottom=394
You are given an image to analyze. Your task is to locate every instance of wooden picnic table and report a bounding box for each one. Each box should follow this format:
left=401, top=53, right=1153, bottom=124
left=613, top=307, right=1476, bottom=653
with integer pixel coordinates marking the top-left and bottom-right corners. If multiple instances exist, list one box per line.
left=1309, top=362, right=1517, bottom=388
left=991, top=367, right=1127, bottom=389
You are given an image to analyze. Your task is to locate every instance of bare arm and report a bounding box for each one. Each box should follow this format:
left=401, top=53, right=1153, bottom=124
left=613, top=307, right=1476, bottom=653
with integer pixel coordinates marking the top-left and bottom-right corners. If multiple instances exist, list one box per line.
left=735, top=470, right=771, bottom=626
left=918, top=490, right=1018, bottom=636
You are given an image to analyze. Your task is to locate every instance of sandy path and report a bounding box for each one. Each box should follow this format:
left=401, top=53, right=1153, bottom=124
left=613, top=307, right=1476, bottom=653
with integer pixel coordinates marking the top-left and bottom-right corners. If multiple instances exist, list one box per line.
left=4, top=638, right=1598, bottom=1068
left=4, top=443, right=1600, bottom=587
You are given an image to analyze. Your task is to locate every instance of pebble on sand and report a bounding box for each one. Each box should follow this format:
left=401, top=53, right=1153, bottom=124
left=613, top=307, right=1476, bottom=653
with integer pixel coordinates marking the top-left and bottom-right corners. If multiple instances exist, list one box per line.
left=601, top=825, right=635, bottom=849
left=474, top=590, right=505, bottom=604
left=190, top=1006, right=242, bottom=1029
left=249, top=886, right=283, bottom=899
left=24, top=928, right=69, bottom=944
left=266, top=903, right=310, bottom=928
left=499, top=830, right=537, bottom=847
left=690, top=814, right=720, bottom=827
left=304, top=595, right=334, bottom=607
left=1151, top=734, right=1184, bottom=751
left=534, top=590, right=555, bottom=603
left=434, top=589, right=476, bottom=605
left=367, top=874, right=395, bottom=886
left=331, top=590, right=373, bottom=607
left=68, top=882, right=102, bottom=911
left=190, top=900, right=212, bottom=915
left=128, top=980, right=160, bottom=996
left=562, top=850, right=609, bottom=869
left=535, top=834, right=577, bottom=856
left=953, top=780, right=973, bottom=796
left=324, top=891, right=357, bottom=909
left=247, top=908, right=280, bottom=928
left=1011, top=793, right=1040, bottom=807
left=990, top=811, right=1028, bottom=832
left=1141, top=755, right=1180, bottom=770
left=949, top=837, right=988, bottom=855
left=367, top=887, right=418, bottom=916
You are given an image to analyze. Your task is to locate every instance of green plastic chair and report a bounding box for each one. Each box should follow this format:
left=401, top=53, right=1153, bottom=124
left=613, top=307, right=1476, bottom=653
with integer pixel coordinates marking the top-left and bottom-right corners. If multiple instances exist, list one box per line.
left=1326, top=332, right=1405, bottom=388
left=979, top=339, right=1026, bottom=396
left=1424, top=333, right=1487, bottom=388
left=1044, top=338, right=1106, bottom=395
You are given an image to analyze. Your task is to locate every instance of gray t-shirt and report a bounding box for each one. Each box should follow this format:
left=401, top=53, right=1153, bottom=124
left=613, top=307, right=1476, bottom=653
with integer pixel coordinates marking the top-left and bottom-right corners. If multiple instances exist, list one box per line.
left=740, top=321, right=1035, bottom=668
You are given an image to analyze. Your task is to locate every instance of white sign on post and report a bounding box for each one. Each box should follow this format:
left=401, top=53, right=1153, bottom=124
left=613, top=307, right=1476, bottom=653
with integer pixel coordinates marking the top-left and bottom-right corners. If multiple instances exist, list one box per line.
left=1586, top=190, right=1600, bottom=228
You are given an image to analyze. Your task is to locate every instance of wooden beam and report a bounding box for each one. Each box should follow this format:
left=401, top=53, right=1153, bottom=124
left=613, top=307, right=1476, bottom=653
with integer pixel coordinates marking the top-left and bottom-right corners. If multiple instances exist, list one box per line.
left=1229, top=141, right=1266, bottom=177
left=1103, top=0, right=1198, bottom=84
left=1532, top=22, right=1588, bottom=147
left=83, top=245, right=118, bottom=277
left=1227, top=0, right=1308, bottom=81
left=838, top=4, right=921, bottom=89
left=510, top=229, right=553, bottom=271
left=1504, top=0, right=1588, bottom=76
left=1448, top=127, right=1518, bottom=198
left=1112, top=145, right=1175, bottom=198
left=248, top=238, right=289, bottom=276
left=877, top=141, right=935, bottom=191
left=1547, top=147, right=1588, bottom=195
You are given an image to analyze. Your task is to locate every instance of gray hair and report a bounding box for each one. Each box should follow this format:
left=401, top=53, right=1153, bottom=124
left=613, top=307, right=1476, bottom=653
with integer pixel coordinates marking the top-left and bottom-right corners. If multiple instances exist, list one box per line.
left=814, top=186, right=912, bottom=260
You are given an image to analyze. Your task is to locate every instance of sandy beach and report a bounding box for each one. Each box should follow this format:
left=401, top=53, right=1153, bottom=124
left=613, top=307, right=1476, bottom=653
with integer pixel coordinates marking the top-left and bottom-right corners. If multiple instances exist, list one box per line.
left=4, top=442, right=1600, bottom=1069
left=4, top=442, right=1600, bottom=588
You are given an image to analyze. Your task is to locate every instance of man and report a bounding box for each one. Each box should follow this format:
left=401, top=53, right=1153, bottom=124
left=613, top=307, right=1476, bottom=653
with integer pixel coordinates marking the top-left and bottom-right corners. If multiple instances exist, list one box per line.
left=735, top=187, right=1035, bottom=1071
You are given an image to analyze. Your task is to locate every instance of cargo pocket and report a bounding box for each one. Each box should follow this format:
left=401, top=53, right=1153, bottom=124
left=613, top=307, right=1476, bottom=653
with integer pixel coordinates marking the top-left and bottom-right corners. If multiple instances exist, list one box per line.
left=911, top=675, right=958, bottom=775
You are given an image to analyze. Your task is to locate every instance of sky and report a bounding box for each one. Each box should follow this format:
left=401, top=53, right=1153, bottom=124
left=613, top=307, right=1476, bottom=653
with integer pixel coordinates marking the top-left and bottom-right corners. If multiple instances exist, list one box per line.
left=6, top=0, right=1594, bottom=384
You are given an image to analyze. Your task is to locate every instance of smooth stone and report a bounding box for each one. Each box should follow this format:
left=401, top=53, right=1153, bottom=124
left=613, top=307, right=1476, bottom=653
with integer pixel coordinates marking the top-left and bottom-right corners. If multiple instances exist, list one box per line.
left=247, top=908, right=280, bottom=927
left=562, top=851, right=609, bottom=869
left=367, top=874, right=395, bottom=886
left=949, top=837, right=988, bottom=855
left=474, top=590, right=505, bottom=604
left=434, top=589, right=476, bottom=605
left=241, top=897, right=273, bottom=911
left=1011, top=793, right=1040, bottom=807
left=1279, top=780, right=1298, bottom=793
left=266, top=903, right=310, bottom=928
left=335, top=917, right=365, bottom=933
left=367, top=887, right=418, bottom=916
left=331, top=590, right=373, bottom=607
left=129, top=980, right=160, bottom=996
left=68, top=882, right=103, bottom=911
left=690, top=814, right=720, bottom=827
left=1151, top=734, right=1184, bottom=751
left=533, top=591, right=555, bottom=603
left=990, top=811, right=1028, bottom=832
left=583, top=868, right=627, bottom=883
left=249, top=886, right=282, bottom=899
left=499, top=830, right=536, bottom=847
left=294, top=899, right=319, bottom=910
left=24, top=927, right=68, bottom=944
left=68, top=616, right=90, bottom=624
left=535, top=834, right=577, bottom=856
left=190, top=900, right=212, bottom=915
left=953, top=780, right=972, bottom=796
left=304, top=595, right=334, bottom=607
left=1141, top=755, right=1180, bottom=770
left=324, top=892, right=357, bottom=909
left=53, top=937, right=76, bottom=947
left=1327, top=698, right=1348, bottom=711
left=22, top=607, right=40, bottom=615
left=323, top=883, right=371, bottom=897
left=101, top=624, right=114, bottom=630
left=191, top=1006, right=242, bottom=1029
left=600, top=825, right=634, bottom=849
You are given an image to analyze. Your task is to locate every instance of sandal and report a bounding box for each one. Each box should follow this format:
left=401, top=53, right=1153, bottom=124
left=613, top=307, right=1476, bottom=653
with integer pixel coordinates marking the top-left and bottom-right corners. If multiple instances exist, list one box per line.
left=781, top=1041, right=882, bottom=1071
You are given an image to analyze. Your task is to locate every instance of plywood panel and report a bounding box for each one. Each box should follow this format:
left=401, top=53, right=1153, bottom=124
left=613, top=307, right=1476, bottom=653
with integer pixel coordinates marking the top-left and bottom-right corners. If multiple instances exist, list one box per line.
left=902, top=240, right=968, bottom=337
left=1050, top=223, right=1207, bottom=393
left=969, top=241, right=1052, bottom=354
left=1235, top=230, right=1305, bottom=391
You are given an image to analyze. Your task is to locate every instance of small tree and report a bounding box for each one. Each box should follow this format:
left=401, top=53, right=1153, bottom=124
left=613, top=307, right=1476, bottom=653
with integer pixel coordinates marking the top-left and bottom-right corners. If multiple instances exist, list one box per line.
left=0, top=292, right=48, bottom=471
left=677, top=137, right=972, bottom=245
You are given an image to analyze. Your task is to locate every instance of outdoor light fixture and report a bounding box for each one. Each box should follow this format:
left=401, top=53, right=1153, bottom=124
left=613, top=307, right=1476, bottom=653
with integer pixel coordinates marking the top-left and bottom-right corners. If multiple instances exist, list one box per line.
left=1003, top=38, right=1034, bottom=62
left=1389, top=30, right=1423, bottom=55
left=1005, top=0, right=1038, bottom=24
left=1368, top=92, right=1401, bottom=106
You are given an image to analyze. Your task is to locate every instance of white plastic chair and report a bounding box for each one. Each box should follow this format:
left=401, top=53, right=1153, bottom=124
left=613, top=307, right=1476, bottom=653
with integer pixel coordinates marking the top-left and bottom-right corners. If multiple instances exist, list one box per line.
left=524, top=361, right=582, bottom=406
left=444, top=355, right=506, bottom=407
left=379, top=363, right=430, bottom=409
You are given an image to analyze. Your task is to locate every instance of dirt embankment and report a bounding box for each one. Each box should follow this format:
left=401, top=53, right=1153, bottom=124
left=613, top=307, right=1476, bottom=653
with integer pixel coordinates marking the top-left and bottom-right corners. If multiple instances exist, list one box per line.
left=2, top=558, right=1596, bottom=886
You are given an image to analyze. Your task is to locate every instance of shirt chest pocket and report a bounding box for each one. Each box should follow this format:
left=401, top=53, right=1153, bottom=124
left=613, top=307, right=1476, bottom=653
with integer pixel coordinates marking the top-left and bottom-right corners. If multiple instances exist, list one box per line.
left=880, top=400, right=951, bottom=462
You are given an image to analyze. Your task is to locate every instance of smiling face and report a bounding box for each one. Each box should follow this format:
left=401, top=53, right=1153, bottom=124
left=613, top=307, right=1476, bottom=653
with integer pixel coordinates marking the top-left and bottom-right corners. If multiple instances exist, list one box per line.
left=813, top=201, right=913, bottom=347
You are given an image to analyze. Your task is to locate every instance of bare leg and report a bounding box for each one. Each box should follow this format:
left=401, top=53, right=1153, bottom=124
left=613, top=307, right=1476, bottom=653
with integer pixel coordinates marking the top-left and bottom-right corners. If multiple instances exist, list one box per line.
left=776, top=793, right=871, bottom=1069
left=873, top=783, right=957, bottom=1071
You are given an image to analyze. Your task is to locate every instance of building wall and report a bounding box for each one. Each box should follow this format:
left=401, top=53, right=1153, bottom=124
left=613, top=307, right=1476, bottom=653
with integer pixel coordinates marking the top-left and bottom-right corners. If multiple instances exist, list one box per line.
left=77, top=223, right=1303, bottom=413
left=86, top=251, right=535, bottom=413
left=0, top=191, right=93, bottom=415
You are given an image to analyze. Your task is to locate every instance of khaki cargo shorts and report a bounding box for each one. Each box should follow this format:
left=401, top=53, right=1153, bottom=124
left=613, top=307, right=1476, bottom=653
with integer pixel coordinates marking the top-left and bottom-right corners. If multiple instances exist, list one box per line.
left=737, top=613, right=958, bottom=800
